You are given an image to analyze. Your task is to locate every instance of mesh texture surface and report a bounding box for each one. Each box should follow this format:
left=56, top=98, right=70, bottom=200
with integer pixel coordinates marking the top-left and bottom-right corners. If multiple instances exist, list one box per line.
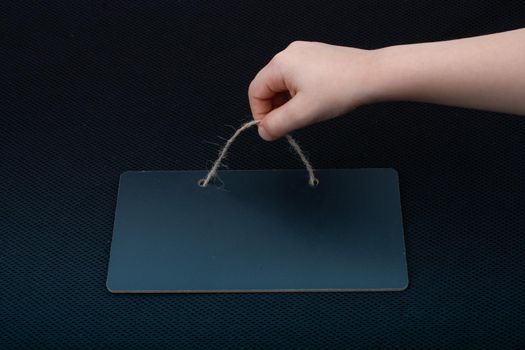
left=1, top=1, right=524, bottom=348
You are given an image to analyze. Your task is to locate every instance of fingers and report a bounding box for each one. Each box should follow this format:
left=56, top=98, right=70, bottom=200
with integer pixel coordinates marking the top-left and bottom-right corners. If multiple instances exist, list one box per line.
left=258, top=93, right=314, bottom=141
left=248, top=57, right=289, bottom=121
left=248, top=62, right=313, bottom=140
left=249, top=57, right=304, bottom=141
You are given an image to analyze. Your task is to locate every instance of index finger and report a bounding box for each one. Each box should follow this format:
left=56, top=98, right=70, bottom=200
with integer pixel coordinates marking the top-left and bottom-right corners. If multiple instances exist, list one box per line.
left=248, top=61, right=288, bottom=121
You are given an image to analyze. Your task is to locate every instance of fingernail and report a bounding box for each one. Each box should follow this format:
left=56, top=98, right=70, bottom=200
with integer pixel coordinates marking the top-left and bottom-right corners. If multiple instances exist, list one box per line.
left=258, top=125, right=272, bottom=141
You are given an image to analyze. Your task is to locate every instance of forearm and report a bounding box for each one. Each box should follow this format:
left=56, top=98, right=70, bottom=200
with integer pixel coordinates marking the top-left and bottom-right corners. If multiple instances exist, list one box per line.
left=369, top=28, right=525, bottom=115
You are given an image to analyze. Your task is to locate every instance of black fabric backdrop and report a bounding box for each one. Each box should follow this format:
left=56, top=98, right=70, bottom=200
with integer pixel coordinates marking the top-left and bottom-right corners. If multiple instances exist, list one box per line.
left=1, top=1, right=524, bottom=348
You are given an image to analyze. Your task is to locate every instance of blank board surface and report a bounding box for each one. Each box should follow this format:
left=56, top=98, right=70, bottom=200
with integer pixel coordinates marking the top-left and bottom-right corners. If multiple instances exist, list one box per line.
left=107, top=169, right=408, bottom=293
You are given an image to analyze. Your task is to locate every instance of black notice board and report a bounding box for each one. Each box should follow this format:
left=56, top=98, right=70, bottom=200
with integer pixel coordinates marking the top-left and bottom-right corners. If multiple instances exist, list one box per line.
left=107, top=169, right=408, bottom=293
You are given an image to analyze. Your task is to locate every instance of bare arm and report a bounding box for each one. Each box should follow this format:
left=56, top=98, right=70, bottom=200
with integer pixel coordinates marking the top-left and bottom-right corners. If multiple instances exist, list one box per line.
left=248, top=29, right=525, bottom=141
left=372, top=28, right=525, bottom=115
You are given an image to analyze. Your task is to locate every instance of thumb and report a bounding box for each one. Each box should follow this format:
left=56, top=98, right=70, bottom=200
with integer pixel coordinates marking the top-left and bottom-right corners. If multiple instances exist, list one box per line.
left=258, top=93, right=313, bottom=141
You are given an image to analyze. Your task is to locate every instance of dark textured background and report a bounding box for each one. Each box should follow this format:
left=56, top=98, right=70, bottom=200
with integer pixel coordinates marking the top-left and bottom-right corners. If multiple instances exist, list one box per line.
left=1, top=1, right=524, bottom=348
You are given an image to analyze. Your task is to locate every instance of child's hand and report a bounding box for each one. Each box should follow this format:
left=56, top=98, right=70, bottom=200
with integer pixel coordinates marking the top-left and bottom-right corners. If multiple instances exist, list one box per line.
left=248, top=41, right=376, bottom=141
left=249, top=29, right=525, bottom=141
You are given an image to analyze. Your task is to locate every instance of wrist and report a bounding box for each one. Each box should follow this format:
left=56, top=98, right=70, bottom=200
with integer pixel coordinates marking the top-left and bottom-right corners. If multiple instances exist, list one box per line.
left=364, top=44, right=413, bottom=105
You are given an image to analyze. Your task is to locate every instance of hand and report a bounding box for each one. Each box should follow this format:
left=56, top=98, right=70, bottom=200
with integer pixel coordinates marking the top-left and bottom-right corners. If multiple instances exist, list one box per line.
left=248, top=41, right=376, bottom=141
left=249, top=30, right=525, bottom=141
